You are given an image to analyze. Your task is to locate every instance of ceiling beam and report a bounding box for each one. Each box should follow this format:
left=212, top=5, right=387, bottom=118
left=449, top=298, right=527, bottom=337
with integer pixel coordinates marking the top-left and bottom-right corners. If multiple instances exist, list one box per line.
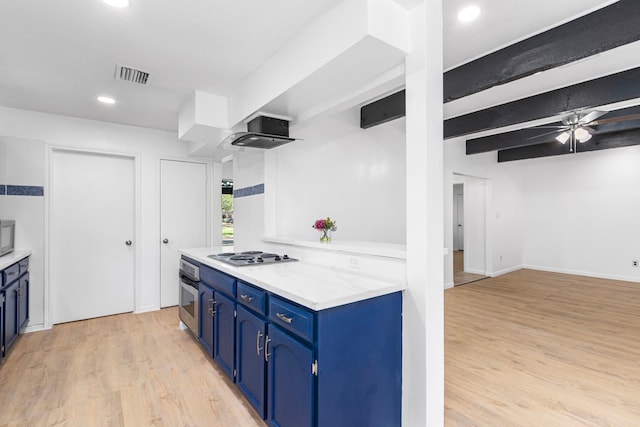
left=497, top=128, right=640, bottom=162
left=360, top=90, right=406, bottom=129
left=444, top=0, right=640, bottom=103
left=444, top=66, right=640, bottom=139
left=466, top=104, right=640, bottom=154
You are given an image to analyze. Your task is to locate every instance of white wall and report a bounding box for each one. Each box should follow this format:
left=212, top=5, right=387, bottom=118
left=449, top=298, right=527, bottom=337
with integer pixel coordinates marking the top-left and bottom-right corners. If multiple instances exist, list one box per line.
left=0, top=136, right=46, bottom=330
left=270, top=107, right=406, bottom=243
left=444, top=137, right=525, bottom=285
left=0, top=106, right=209, bottom=328
left=232, top=151, right=266, bottom=250
left=522, top=145, right=640, bottom=282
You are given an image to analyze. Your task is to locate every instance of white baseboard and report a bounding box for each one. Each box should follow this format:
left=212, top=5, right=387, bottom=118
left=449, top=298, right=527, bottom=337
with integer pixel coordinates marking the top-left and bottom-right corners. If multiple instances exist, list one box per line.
left=135, top=305, right=161, bottom=314
left=24, top=323, right=50, bottom=333
left=523, top=264, right=640, bottom=283
left=444, top=281, right=454, bottom=289
left=490, top=264, right=524, bottom=277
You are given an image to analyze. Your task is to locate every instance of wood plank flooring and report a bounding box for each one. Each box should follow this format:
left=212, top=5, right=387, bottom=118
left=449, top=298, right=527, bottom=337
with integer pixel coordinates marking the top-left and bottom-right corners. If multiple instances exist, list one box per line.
left=445, top=269, right=640, bottom=426
left=0, top=307, right=266, bottom=427
left=4, top=270, right=639, bottom=426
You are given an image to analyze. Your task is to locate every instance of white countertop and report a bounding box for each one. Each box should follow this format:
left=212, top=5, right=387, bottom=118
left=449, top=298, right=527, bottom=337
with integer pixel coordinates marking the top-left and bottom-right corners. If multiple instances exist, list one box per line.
left=180, top=247, right=405, bottom=311
left=0, top=250, right=31, bottom=271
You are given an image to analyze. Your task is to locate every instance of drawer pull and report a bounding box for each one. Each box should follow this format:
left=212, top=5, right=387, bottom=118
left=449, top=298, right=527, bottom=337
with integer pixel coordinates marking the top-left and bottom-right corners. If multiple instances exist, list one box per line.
left=208, top=298, right=216, bottom=317
left=240, top=294, right=254, bottom=303
left=276, top=313, right=294, bottom=324
left=256, top=331, right=264, bottom=356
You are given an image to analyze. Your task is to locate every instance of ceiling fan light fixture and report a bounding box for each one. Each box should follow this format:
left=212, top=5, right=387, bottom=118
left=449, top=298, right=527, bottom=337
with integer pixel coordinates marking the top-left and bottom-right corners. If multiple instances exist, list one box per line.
left=556, top=131, right=570, bottom=144
left=574, top=127, right=591, bottom=142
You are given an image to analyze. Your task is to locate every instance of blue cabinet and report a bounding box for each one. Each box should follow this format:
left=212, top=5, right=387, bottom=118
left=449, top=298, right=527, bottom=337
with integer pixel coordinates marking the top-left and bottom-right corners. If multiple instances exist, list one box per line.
left=199, top=282, right=215, bottom=356
left=266, top=325, right=315, bottom=427
left=213, top=291, right=236, bottom=381
left=236, top=305, right=267, bottom=417
left=18, top=272, right=29, bottom=330
left=3, top=278, right=19, bottom=356
left=192, top=261, right=402, bottom=427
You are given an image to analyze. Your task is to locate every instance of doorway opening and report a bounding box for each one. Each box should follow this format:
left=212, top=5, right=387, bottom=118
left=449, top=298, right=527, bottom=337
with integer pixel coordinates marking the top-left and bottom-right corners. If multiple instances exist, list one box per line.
left=221, top=158, right=234, bottom=247
left=452, top=174, right=489, bottom=286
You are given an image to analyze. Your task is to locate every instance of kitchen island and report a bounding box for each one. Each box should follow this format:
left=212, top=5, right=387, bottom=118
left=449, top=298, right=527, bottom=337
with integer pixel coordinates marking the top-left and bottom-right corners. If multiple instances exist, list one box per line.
left=179, top=247, right=404, bottom=427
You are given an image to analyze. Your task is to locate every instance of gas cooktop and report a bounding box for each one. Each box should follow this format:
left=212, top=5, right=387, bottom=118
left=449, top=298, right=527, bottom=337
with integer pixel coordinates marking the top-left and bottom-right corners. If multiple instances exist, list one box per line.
left=207, top=251, right=297, bottom=267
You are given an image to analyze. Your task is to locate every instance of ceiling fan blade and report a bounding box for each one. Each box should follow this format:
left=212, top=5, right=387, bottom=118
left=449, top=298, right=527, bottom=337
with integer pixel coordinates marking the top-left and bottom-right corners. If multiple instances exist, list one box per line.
left=526, top=129, right=564, bottom=140
left=590, top=113, right=640, bottom=126
left=578, top=110, right=607, bottom=125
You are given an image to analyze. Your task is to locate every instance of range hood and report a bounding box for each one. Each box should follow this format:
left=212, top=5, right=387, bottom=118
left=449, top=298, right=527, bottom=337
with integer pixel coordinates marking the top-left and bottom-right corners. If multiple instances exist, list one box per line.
left=218, top=115, right=297, bottom=150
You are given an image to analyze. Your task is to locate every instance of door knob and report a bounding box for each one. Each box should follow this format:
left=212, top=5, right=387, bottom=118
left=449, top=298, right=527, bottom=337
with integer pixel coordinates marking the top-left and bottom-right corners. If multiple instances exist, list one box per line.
left=163, top=239, right=169, bottom=244
left=125, top=240, right=132, bottom=246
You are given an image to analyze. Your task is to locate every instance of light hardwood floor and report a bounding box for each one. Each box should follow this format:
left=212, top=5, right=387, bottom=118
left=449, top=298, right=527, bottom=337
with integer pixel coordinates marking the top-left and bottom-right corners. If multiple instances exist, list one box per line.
left=4, top=270, right=639, bottom=426
left=0, top=307, right=266, bottom=427
left=446, top=269, right=640, bottom=426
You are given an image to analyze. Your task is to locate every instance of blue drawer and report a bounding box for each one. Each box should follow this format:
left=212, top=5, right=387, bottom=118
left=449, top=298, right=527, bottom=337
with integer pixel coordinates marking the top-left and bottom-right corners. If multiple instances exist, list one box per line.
left=200, top=265, right=236, bottom=297
left=237, top=281, right=267, bottom=316
left=19, top=257, right=29, bottom=275
left=269, top=296, right=315, bottom=343
left=3, top=262, right=20, bottom=287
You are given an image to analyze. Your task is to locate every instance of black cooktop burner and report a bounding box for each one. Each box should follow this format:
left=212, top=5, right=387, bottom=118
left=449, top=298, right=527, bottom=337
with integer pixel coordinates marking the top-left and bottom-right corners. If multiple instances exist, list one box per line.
left=207, top=250, right=297, bottom=267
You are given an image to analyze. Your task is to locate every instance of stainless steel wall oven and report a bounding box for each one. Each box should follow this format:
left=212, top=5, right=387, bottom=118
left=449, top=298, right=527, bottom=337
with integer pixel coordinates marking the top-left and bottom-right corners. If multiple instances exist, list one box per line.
left=178, top=257, right=200, bottom=337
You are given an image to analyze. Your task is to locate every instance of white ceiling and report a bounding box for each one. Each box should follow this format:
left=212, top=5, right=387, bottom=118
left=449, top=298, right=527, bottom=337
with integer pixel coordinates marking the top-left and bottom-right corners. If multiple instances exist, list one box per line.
left=0, top=0, right=621, bottom=132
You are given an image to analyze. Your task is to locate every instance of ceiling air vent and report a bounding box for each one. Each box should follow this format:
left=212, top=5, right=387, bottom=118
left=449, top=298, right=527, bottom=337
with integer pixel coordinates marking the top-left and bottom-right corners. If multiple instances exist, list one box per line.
left=114, top=63, right=150, bottom=85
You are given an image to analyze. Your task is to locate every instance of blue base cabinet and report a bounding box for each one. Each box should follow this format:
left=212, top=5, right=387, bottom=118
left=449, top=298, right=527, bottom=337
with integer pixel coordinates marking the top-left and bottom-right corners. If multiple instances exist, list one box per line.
left=315, top=292, right=402, bottom=427
left=267, top=324, right=315, bottom=427
left=4, top=280, right=18, bottom=354
left=1, top=256, right=30, bottom=359
left=236, top=305, right=267, bottom=417
left=190, top=260, right=402, bottom=427
left=199, top=282, right=215, bottom=356
left=213, top=291, right=236, bottom=381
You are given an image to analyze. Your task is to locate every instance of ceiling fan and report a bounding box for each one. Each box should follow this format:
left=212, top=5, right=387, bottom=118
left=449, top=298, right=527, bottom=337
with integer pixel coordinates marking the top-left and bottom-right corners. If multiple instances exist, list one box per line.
left=530, top=110, right=640, bottom=153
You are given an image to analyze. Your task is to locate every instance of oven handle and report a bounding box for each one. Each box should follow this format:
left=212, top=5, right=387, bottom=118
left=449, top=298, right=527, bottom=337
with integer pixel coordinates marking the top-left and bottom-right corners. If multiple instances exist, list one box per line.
left=180, top=274, right=200, bottom=288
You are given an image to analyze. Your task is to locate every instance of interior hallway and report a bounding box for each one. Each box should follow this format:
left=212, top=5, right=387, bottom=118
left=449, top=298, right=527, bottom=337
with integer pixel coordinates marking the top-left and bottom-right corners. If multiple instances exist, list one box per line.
left=453, top=250, right=486, bottom=286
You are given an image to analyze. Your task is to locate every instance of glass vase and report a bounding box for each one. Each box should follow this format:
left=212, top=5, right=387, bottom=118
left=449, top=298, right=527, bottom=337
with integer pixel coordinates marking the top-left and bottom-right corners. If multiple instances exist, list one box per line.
left=320, top=229, right=331, bottom=242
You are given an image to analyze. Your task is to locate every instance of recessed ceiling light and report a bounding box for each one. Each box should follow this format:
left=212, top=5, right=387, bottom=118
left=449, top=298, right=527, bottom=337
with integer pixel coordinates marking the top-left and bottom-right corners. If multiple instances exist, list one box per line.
left=97, top=96, right=116, bottom=104
left=102, top=0, right=130, bottom=8
left=458, top=5, right=481, bottom=23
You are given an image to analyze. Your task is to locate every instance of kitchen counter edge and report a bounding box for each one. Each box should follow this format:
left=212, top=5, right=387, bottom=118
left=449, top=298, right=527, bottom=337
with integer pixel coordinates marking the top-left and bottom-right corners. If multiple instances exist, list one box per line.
left=0, top=250, right=32, bottom=271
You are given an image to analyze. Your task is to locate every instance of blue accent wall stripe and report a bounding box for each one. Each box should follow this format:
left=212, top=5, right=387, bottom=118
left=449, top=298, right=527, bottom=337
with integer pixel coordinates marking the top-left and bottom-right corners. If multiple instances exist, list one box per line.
left=6, top=185, right=44, bottom=196
left=233, top=183, right=264, bottom=198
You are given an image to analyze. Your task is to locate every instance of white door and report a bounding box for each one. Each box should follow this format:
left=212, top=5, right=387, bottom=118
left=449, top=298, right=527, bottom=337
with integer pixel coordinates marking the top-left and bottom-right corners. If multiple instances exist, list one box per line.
left=456, top=194, right=464, bottom=250
left=51, top=150, right=135, bottom=324
left=160, top=160, right=207, bottom=307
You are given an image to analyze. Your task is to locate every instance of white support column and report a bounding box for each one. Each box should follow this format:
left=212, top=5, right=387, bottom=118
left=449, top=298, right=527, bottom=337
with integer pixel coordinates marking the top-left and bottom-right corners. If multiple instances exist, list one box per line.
left=404, top=1, right=444, bottom=426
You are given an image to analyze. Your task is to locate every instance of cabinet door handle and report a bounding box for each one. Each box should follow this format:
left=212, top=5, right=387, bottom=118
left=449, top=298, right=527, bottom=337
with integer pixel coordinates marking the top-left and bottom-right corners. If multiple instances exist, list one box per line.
left=256, top=331, right=264, bottom=356
left=240, top=294, right=254, bottom=303
left=208, top=298, right=216, bottom=317
left=276, top=313, right=294, bottom=324
left=264, top=336, right=271, bottom=362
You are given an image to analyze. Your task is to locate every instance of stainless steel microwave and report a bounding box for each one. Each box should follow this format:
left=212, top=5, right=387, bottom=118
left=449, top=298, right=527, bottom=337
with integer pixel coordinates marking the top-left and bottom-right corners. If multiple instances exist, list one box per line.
left=0, top=220, right=15, bottom=257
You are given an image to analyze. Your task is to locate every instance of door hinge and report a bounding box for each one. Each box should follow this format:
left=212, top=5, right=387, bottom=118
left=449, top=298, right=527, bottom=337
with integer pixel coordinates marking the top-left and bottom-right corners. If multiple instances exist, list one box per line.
left=312, top=360, right=318, bottom=376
